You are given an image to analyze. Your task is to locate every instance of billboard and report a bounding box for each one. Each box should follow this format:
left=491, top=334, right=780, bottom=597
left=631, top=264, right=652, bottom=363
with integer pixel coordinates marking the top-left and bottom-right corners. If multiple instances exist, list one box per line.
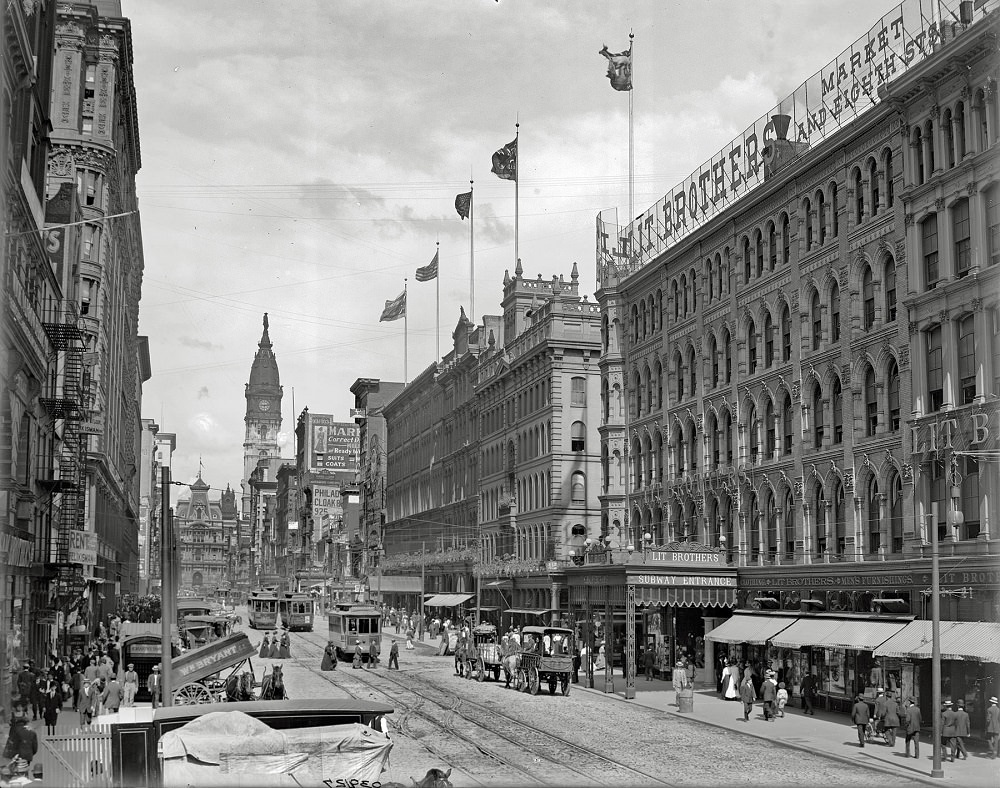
left=308, top=415, right=359, bottom=472
left=68, top=530, right=97, bottom=566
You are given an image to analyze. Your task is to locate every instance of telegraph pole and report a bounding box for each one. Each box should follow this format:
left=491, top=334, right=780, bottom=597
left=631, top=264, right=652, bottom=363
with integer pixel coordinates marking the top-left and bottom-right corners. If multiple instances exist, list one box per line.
left=160, top=466, right=173, bottom=706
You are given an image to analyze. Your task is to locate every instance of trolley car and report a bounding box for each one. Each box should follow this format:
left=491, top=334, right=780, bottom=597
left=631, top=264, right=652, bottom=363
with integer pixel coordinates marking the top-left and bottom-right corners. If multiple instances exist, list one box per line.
left=247, top=589, right=279, bottom=629
left=328, top=602, right=382, bottom=661
left=279, top=592, right=315, bottom=631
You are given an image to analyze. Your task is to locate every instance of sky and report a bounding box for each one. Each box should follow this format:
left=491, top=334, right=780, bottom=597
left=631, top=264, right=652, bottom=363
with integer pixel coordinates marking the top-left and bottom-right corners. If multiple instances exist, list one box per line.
left=129, top=0, right=894, bottom=496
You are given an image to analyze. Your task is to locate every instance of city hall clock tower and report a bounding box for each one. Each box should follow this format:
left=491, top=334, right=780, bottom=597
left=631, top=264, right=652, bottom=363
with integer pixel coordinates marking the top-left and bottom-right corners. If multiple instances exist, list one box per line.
left=242, top=313, right=283, bottom=516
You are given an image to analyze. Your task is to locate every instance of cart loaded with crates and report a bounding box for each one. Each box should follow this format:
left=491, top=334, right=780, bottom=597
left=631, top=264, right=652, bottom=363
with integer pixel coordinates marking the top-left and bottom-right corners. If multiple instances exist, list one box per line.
left=514, top=625, right=574, bottom=696
left=171, top=631, right=259, bottom=705
left=468, top=623, right=504, bottom=682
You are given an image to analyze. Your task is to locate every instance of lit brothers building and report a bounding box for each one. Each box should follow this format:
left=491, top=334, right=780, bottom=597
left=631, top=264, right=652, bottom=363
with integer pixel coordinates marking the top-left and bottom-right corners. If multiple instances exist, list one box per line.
left=576, top=1, right=999, bottom=726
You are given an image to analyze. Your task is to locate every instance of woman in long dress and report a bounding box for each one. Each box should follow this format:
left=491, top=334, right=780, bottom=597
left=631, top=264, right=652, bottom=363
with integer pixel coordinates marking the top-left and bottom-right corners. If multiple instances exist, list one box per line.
left=320, top=642, right=337, bottom=671
left=278, top=630, right=291, bottom=659
left=267, top=633, right=280, bottom=659
left=723, top=660, right=740, bottom=700
left=258, top=633, right=270, bottom=659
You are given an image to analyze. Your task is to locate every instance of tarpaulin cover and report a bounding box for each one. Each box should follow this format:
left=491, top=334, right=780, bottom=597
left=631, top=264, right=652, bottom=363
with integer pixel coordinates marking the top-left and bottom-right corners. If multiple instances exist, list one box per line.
left=159, top=710, right=392, bottom=787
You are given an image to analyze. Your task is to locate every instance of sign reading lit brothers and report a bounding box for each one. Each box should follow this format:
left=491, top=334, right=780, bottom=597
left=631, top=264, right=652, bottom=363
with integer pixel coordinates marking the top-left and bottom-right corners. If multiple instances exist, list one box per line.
left=598, top=0, right=986, bottom=278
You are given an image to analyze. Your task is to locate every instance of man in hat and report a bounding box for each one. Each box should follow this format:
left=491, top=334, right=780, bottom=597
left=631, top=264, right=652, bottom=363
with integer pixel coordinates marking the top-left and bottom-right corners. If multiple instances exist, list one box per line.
left=903, top=696, right=923, bottom=758
left=79, top=678, right=98, bottom=726
left=761, top=670, right=778, bottom=721
left=851, top=694, right=871, bottom=747
left=101, top=674, right=123, bottom=715
left=953, top=699, right=970, bottom=760
left=123, top=663, right=139, bottom=707
left=986, top=696, right=1000, bottom=759
left=672, top=659, right=690, bottom=708
left=147, top=664, right=163, bottom=709
left=873, top=687, right=888, bottom=736
left=3, top=706, right=38, bottom=766
left=941, top=700, right=958, bottom=762
left=883, top=690, right=900, bottom=747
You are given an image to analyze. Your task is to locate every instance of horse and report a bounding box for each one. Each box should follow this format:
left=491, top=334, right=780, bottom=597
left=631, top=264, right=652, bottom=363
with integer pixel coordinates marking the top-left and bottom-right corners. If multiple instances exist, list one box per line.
left=225, top=670, right=256, bottom=701
left=501, top=652, right=521, bottom=689
left=381, top=767, right=453, bottom=788
left=259, top=664, right=287, bottom=700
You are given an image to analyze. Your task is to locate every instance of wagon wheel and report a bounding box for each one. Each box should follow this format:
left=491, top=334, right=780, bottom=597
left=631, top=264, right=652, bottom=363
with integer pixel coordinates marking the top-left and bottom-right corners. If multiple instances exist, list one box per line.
left=466, top=658, right=476, bottom=679
left=561, top=676, right=571, bottom=696
left=173, top=682, right=215, bottom=705
left=528, top=667, right=540, bottom=696
left=475, top=660, right=485, bottom=682
left=514, top=668, right=525, bottom=692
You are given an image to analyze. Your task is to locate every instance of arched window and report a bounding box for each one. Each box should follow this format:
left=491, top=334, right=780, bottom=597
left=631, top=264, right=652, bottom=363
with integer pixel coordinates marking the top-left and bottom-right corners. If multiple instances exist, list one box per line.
left=672, top=280, right=680, bottom=321
left=887, top=359, right=900, bottom=431
left=655, top=360, right=663, bottom=410
left=747, top=319, right=758, bottom=375
left=690, top=268, right=698, bottom=312
left=675, top=352, right=684, bottom=400
left=571, top=471, right=585, bottom=503
left=781, top=214, right=790, bottom=264
left=764, top=399, right=776, bottom=458
left=804, top=198, right=813, bottom=250
left=633, top=369, right=642, bottom=417
left=943, top=107, right=955, bottom=169
left=687, top=346, right=697, bottom=397
left=681, top=274, right=689, bottom=317
left=913, top=126, right=925, bottom=185
left=755, top=229, right=764, bottom=277
left=830, top=181, right=839, bottom=237
left=811, top=291, right=822, bottom=350
left=867, top=476, right=881, bottom=554
left=925, top=119, right=935, bottom=174
left=884, top=149, right=895, bottom=208
left=830, top=282, right=841, bottom=342
left=884, top=257, right=897, bottom=321
left=813, top=385, right=824, bottom=448
left=707, top=259, right=715, bottom=302
left=764, top=312, right=774, bottom=368
left=854, top=168, right=864, bottom=224
left=767, top=222, right=776, bottom=269
left=722, top=410, right=733, bottom=465
left=815, top=486, right=827, bottom=556
left=723, top=330, right=732, bottom=383
left=748, top=492, right=760, bottom=562
left=746, top=402, right=759, bottom=465
left=832, top=377, right=843, bottom=444
left=743, top=237, right=752, bottom=282
left=571, top=421, right=586, bottom=452
left=710, top=336, right=719, bottom=388
left=782, top=488, right=795, bottom=560
left=716, top=252, right=724, bottom=296
left=888, top=470, right=903, bottom=553
left=710, top=413, right=720, bottom=468
left=781, top=305, right=792, bottom=362
left=869, top=159, right=879, bottom=215
left=833, top=481, right=846, bottom=556
left=817, top=189, right=826, bottom=245
left=782, top=396, right=793, bottom=454
left=602, top=378, right=610, bottom=422
left=676, top=428, right=686, bottom=477
left=862, top=266, right=875, bottom=330
left=974, top=88, right=989, bottom=152
left=865, top=367, right=878, bottom=436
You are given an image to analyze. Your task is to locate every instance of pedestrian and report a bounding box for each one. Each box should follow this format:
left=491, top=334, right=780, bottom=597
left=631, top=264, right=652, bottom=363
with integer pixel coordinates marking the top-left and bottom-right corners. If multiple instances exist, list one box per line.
left=595, top=641, right=606, bottom=672
left=79, top=679, right=98, bottom=725
left=321, top=642, right=337, bottom=671
left=267, top=633, right=280, bottom=659
left=722, top=659, right=739, bottom=701
left=98, top=655, right=113, bottom=683
left=739, top=668, right=757, bottom=722
left=851, top=694, right=871, bottom=748
left=883, top=690, right=900, bottom=747
left=903, top=696, right=923, bottom=758
left=123, top=663, right=139, bottom=707
left=368, top=638, right=379, bottom=669
left=16, top=662, right=35, bottom=719
left=761, top=671, right=777, bottom=721
left=953, top=699, right=970, bottom=760
left=70, top=667, right=82, bottom=711
left=388, top=640, right=400, bottom=670
left=101, top=676, right=123, bottom=714
left=278, top=630, right=291, bottom=659
left=672, top=660, right=690, bottom=707
left=986, top=696, right=1000, bottom=759
left=800, top=670, right=817, bottom=715
left=353, top=640, right=363, bottom=669
left=258, top=632, right=270, bottom=659
left=42, top=683, right=61, bottom=736
left=417, top=616, right=424, bottom=642
left=574, top=645, right=584, bottom=684
left=776, top=682, right=789, bottom=718
left=405, top=626, right=415, bottom=650
left=147, top=665, right=163, bottom=709
left=941, top=700, right=958, bottom=762
left=3, top=707, right=38, bottom=767
left=873, top=687, right=888, bottom=737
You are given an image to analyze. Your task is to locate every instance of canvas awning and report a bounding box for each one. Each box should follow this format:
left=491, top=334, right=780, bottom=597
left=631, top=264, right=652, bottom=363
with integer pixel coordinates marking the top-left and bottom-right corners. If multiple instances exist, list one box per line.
left=423, top=593, right=474, bottom=608
left=704, top=614, right=796, bottom=645
left=634, top=586, right=735, bottom=608
left=370, top=576, right=422, bottom=594
left=504, top=608, right=556, bottom=616
left=873, top=620, right=1000, bottom=662
left=769, top=617, right=908, bottom=650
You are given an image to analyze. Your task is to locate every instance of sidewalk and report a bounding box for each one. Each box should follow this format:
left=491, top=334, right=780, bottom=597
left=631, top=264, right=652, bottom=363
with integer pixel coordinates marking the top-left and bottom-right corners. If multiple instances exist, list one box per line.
left=577, top=676, right=998, bottom=786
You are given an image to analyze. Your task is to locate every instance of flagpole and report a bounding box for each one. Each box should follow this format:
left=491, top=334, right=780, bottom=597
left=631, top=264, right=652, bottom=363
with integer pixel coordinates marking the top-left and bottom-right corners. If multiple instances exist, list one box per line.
left=470, top=178, right=475, bottom=322
left=629, top=31, right=634, bottom=227
left=404, top=278, right=409, bottom=385
left=435, top=241, right=440, bottom=361
left=514, top=121, right=519, bottom=268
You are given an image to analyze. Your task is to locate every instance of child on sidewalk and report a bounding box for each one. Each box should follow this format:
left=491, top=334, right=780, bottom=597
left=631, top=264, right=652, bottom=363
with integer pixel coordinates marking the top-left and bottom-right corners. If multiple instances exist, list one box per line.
left=776, top=682, right=789, bottom=718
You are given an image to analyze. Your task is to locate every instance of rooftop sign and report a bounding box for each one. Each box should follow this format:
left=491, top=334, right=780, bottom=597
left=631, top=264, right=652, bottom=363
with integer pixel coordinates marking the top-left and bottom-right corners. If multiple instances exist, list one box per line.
left=598, top=0, right=994, bottom=282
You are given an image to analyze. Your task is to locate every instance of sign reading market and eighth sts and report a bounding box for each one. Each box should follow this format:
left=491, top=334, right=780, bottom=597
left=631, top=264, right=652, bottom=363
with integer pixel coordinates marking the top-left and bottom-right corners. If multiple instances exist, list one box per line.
left=308, top=414, right=360, bottom=472
left=597, top=0, right=987, bottom=280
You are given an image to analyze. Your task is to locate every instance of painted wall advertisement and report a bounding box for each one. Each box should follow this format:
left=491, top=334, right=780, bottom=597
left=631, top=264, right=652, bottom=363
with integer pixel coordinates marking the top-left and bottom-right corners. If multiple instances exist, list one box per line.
left=308, top=415, right=359, bottom=472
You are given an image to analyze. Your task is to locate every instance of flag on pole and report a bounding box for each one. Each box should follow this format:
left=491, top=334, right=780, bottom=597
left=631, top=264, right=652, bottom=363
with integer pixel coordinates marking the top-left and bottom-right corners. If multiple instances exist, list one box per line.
left=599, top=43, right=632, bottom=91
left=379, top=290, right=406, bottom=322
left=416, top=250, right=439, bottom=282
left=455, top=191, right=472, bottom=220
left=491, top=138, right=517, bottom=181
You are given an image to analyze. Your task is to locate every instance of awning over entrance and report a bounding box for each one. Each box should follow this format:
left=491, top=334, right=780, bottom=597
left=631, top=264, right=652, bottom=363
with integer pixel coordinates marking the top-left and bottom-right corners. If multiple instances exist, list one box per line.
left=504, top=608, right=556, bottom=616
left=635, top=586, right=736, bottom=608
left=424, top=593, right=474, bottom=608
left=370, top=575, right=422, bottom=594
left=704, top=614, right=796, bottom=645
left=873, top=620, right=1000, bottom=662
left=770, top=617, right=908, bottom=650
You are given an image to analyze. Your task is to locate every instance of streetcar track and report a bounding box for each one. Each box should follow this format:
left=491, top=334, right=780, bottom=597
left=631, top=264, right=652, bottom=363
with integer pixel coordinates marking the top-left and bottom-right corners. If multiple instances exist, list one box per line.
left=291, top=635, right=673, bottom=787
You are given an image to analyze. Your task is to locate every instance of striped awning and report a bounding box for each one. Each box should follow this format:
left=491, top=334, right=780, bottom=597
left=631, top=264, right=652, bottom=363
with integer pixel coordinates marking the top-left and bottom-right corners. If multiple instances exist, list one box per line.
left=423, top=593, right=474, bottom=608
left=705, top=614, right=797, bottom=645
left=634, top=586, right=735, bottom=608
left=770, top=617, right=908, bottom=650
left=874, top=621, right=1000, bottom=663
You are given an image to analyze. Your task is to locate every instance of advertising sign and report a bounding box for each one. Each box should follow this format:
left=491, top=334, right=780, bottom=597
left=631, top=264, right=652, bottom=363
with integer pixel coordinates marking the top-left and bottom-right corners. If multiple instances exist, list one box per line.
left=312, top=484, right=341, bottom=530
left=68, top=530, right=97, bottom=566
left=308, top=415, right=359, bottom=472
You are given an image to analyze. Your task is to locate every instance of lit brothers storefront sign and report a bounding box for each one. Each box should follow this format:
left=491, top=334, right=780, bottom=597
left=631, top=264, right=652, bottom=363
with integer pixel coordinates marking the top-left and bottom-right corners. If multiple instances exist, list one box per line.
left=598, top=0, right=984, bottom=276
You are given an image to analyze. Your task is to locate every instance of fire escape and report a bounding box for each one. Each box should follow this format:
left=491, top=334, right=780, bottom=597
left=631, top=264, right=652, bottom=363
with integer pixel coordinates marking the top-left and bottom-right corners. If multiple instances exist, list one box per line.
left=39, top=301, right=88, bottom=621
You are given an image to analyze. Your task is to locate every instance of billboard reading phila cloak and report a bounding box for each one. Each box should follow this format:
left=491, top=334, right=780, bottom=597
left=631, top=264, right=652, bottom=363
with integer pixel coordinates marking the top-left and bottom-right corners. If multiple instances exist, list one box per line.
left=308, top=416, right=359, bottom=472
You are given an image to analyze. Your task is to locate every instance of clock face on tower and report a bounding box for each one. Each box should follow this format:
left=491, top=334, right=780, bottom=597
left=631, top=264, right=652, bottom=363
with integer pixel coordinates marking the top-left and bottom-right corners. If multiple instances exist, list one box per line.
left=258, top=399, right=271, bottom=412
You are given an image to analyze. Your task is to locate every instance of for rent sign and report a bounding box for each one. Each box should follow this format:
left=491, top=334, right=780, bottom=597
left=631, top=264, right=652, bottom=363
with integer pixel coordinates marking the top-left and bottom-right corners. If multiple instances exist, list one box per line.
left=68, top=530, right=97, bottom=566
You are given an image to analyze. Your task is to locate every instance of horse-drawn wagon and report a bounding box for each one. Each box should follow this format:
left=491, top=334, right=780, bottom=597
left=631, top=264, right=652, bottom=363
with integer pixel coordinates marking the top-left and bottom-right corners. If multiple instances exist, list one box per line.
left=171, top=632, right=260, bottom=705
left=468, top=623, right=504, bottom=682
left=508, top=625, right=574, bottom=696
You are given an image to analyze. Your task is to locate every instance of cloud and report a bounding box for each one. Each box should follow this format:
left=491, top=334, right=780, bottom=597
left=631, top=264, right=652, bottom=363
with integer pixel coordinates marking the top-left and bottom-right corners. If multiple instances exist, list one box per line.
left=178, top=336, right=224, bottom=351
left=197, top=386, right=209, bottom=399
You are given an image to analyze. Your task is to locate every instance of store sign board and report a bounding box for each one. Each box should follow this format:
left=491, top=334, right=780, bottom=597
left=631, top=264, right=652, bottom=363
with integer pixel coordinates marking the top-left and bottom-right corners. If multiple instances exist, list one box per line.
left=743, top=573, right=913, bottom=588
left=68, top=531, right=97, bottom=566
left=629, top=574, right=736, bottom=587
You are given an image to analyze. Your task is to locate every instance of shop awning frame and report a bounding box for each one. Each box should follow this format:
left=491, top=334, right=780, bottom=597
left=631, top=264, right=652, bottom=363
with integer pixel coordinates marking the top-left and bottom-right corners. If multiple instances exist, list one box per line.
left=370, top=575, right=423, bottom=594
left=873, top=620, right=1000, bottom=662
left=504, top=608, right=557, bottom=616
left=635, top=586, right=736, bottom=608
left=423, top=593, right=474, bottom=608
left=769, top=617, right=909, bottom=650
left=704, top=614, right=797, bottom=645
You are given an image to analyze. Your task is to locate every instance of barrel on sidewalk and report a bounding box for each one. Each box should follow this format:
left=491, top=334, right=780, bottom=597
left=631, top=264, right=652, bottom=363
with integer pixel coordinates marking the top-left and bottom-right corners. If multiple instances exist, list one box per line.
left=678, top=687, right=694, bottom=713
